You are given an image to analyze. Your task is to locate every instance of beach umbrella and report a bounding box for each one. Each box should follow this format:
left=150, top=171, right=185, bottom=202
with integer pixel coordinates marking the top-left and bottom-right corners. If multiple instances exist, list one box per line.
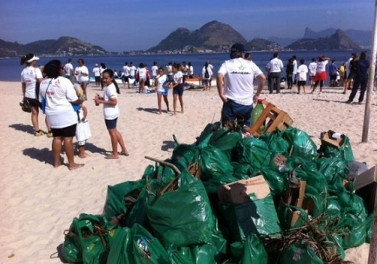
left=367, top=3, right=377, bottom=264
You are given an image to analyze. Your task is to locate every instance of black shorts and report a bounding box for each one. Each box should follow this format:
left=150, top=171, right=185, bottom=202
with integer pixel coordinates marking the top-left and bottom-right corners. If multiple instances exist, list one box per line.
left=51, top=124, right=77, bottom=137
left=297, top=80, right=306, bottom=86
left=95, top=76, right=101, bottom=83
left=25, top=98, right=41, bottom=108
left=173, top=84, right=184, bottom=96
left=105, top=118, right=118, bottom=130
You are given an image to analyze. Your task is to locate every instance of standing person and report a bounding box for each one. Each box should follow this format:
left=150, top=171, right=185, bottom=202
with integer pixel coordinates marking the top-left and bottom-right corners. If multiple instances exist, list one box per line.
left=181, top=61, right=189, bottom=83
left=266, top=52, right=284, bottom=94
left=94, top=69, right=129, bottom=159
left=129, top=62, right=137, bottom=83
left=63, top=58, right=74, bottom=83
left=292, top=55, right=298, bottom=87
left=207, top=61, right=214, bottom=87
left=74, top=58, right=89, bottom=97
left=344, top=53, right=355, bottom=93
left=188, top=62, right=194, bottom=78
left=297, top=59, right=309, bottom=94
left=202, top=61, right=213, bottom=91
left=171, top=63, right=184, bottom=115
left=100, top=63, right=107, bottom=90
left=136, top=63, right=148, bottom=94
left=151, top=61, right=159, bottom=83
left=311, top=55, right=330, bottom=94
left=308, top=58, right=317, bottom=90
left=328, top=60, right=339, bottom=87
left=39, top=60, right=84, bottom=170
left=122, top=62, right=130, bottom=88
left=92, top=64, right=101, bottom=87
left=166, top=62, right=173, bottom=82
left=155, top=67, right=170, bottom=114
left=217, top=43, right=266, bottom=128
left=347, top=51, right=370, bottom=104
left=286, top=58, right=294, bottom=89
left=20, top=53, right=51, bottom=136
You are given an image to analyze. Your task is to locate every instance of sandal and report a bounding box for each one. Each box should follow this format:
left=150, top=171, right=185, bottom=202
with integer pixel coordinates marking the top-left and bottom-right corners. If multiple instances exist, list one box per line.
left=120, top=152, right=130, bottom=156
left=34, top=130, right=44, bottom=136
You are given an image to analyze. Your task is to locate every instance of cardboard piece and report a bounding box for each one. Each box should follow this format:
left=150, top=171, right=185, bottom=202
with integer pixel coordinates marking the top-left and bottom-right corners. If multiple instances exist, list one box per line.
left=217, top=175, right=270, bottom=204
left=354, top=165, right=377, bottom=213
left=320, top=130, right=346, bottom=149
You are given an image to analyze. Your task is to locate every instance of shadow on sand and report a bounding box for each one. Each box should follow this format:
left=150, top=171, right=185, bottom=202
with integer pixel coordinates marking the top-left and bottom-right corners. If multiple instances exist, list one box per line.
left=23, top=147, right=54, bottom=166
left=9, top=123, right=35, bottom=135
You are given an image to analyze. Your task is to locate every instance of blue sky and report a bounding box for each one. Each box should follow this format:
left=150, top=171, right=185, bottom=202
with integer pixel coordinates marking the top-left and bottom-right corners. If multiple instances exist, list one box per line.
left=0, top=0, right=373, bottom=52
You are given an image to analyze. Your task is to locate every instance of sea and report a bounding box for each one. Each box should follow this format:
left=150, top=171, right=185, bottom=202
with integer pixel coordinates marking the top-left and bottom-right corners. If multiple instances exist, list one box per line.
left=0, top=50, right=357, bottom=82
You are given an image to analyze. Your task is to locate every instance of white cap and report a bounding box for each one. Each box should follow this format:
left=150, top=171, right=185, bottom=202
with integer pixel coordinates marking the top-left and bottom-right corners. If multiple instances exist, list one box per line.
left=26, top=55, right=39, bottom=63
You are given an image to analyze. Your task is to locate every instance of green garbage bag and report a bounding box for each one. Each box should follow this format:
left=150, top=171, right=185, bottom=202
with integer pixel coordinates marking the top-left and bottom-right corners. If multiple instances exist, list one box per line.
left=261, top=130, right=290, bottom=154
left=230, top=234, right=268, bottom=263
left=106, top=224, right=170, bottom=264
left=147, top=171, right=216, bottom=247
left=209, top=127, right=243, bottom=160
left=279, top=243, right=323, bottom=264
left=103, top=180, right=146, bottom=218
left=236, top=137, right=273, bottom=170
left=199, top=145, right=234, bottom=181
left=195, top=122, right=221, bottom=147
left=319, top=135, right=354, bottom=163
left=62, top=214, right=114, bottom=264
left=281, top=127, right=318, bottom=161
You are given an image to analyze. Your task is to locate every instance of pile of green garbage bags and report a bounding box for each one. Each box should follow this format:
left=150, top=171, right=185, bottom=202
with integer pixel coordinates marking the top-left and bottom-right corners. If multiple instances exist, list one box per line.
left=61, top=122, right=373, bottom=264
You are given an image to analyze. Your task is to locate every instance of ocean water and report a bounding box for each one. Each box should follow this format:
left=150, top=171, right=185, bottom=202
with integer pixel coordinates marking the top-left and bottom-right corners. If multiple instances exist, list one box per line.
left=0, top=51, right=355, bottom=82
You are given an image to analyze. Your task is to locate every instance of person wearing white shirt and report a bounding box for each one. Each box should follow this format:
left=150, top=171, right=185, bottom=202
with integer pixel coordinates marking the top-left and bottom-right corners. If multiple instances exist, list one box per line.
left=20, top=53, right=51, bottom=136
left=308, top=58, right=317, bottom=89
left=202, top=61, right=213, bottom=91
left=155, top=67, right=170, bottom=114
left=94, top=69, right=129, bottom=159
left=74, top=58, right=89, bottom=97
left=297, top=59, right=309, bottom=94
left=39, top=60, right=84, bottom=170
left=92, top=64, right=101, bottom=86
left=217, top=43, right=266, bottom=128
left=266, top=52, right=284, bottom=94
left=311, top=55, right=330, bottom=93
left=63, top=58, right=74, bottom=83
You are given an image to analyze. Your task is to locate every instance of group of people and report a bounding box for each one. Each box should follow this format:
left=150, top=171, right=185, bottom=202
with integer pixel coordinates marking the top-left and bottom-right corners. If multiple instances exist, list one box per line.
left=21, top=54, right=129, bottom=170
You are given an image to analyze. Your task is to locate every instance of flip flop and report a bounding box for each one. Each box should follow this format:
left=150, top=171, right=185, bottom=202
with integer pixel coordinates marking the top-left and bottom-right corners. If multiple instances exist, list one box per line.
left=120, top=152, right=130, bottom=156
left=105, top=155, right=119, bottom=159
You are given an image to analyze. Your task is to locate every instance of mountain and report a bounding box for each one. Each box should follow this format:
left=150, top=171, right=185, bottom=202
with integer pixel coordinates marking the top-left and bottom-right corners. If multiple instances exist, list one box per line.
left=245, top=38, right=282, bottom=51
left=0, top=36, right=108, bottom=57
left=285, top=29, right=361, bottom=50
left=148, top=20, right=247, bottom=53
left=268, top=36, right=298, bottom=47
left=303, top=27, right=371, bottom=48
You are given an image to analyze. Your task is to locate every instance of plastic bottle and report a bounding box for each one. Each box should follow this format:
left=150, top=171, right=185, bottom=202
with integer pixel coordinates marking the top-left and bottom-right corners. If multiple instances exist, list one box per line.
left=251, top=99, right=265, bottom=133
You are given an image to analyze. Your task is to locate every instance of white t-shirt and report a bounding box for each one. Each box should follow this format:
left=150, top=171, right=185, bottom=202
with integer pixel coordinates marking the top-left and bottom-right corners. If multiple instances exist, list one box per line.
left=308, top=62, right=317, bottom=76
left=129, top=65, right=136, bottom=77
left=137, top=68, right=147, bottom=81
left=267, top=57, right=284, bottom=73
left=156, top=74, right=167, bottom=93
left=151, top=65, right=158, bottom=77
left=21, top=66, right=43, bottom=99
left=173, top=71, right=183, bottom=84
left=218, top=58, right=263, bottom=105
left=64, top=63, right=73, bottom=76
left=202, top=66, right=213, bottom=80
left=297, top=64, right=309, bottom=81
left=316, top=60, right=328, bottom=73
left=39, top=77, right=78, bottom=128
left=75, top=65, right=89, bottom=83
left=103, top=83, right=120, bottom=120
left=92, top=66, right=101, bottom=77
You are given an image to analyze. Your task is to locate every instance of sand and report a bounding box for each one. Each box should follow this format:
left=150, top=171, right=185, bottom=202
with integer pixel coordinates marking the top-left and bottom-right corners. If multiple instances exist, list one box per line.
left=1, top=81, right=376, bottom=263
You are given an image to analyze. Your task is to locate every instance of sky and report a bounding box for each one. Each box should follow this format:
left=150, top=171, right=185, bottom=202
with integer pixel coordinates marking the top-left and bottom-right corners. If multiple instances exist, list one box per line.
left=0, top=0, right=374, bottom=52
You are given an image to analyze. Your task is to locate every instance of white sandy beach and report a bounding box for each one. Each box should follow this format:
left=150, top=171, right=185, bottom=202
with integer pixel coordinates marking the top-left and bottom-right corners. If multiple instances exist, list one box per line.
left=0, top=80, right=376, bottom=263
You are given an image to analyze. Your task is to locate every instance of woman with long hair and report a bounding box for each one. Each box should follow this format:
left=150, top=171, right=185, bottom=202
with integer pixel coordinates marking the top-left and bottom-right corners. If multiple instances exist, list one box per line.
left=95, top=69, right=129, bottom=159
